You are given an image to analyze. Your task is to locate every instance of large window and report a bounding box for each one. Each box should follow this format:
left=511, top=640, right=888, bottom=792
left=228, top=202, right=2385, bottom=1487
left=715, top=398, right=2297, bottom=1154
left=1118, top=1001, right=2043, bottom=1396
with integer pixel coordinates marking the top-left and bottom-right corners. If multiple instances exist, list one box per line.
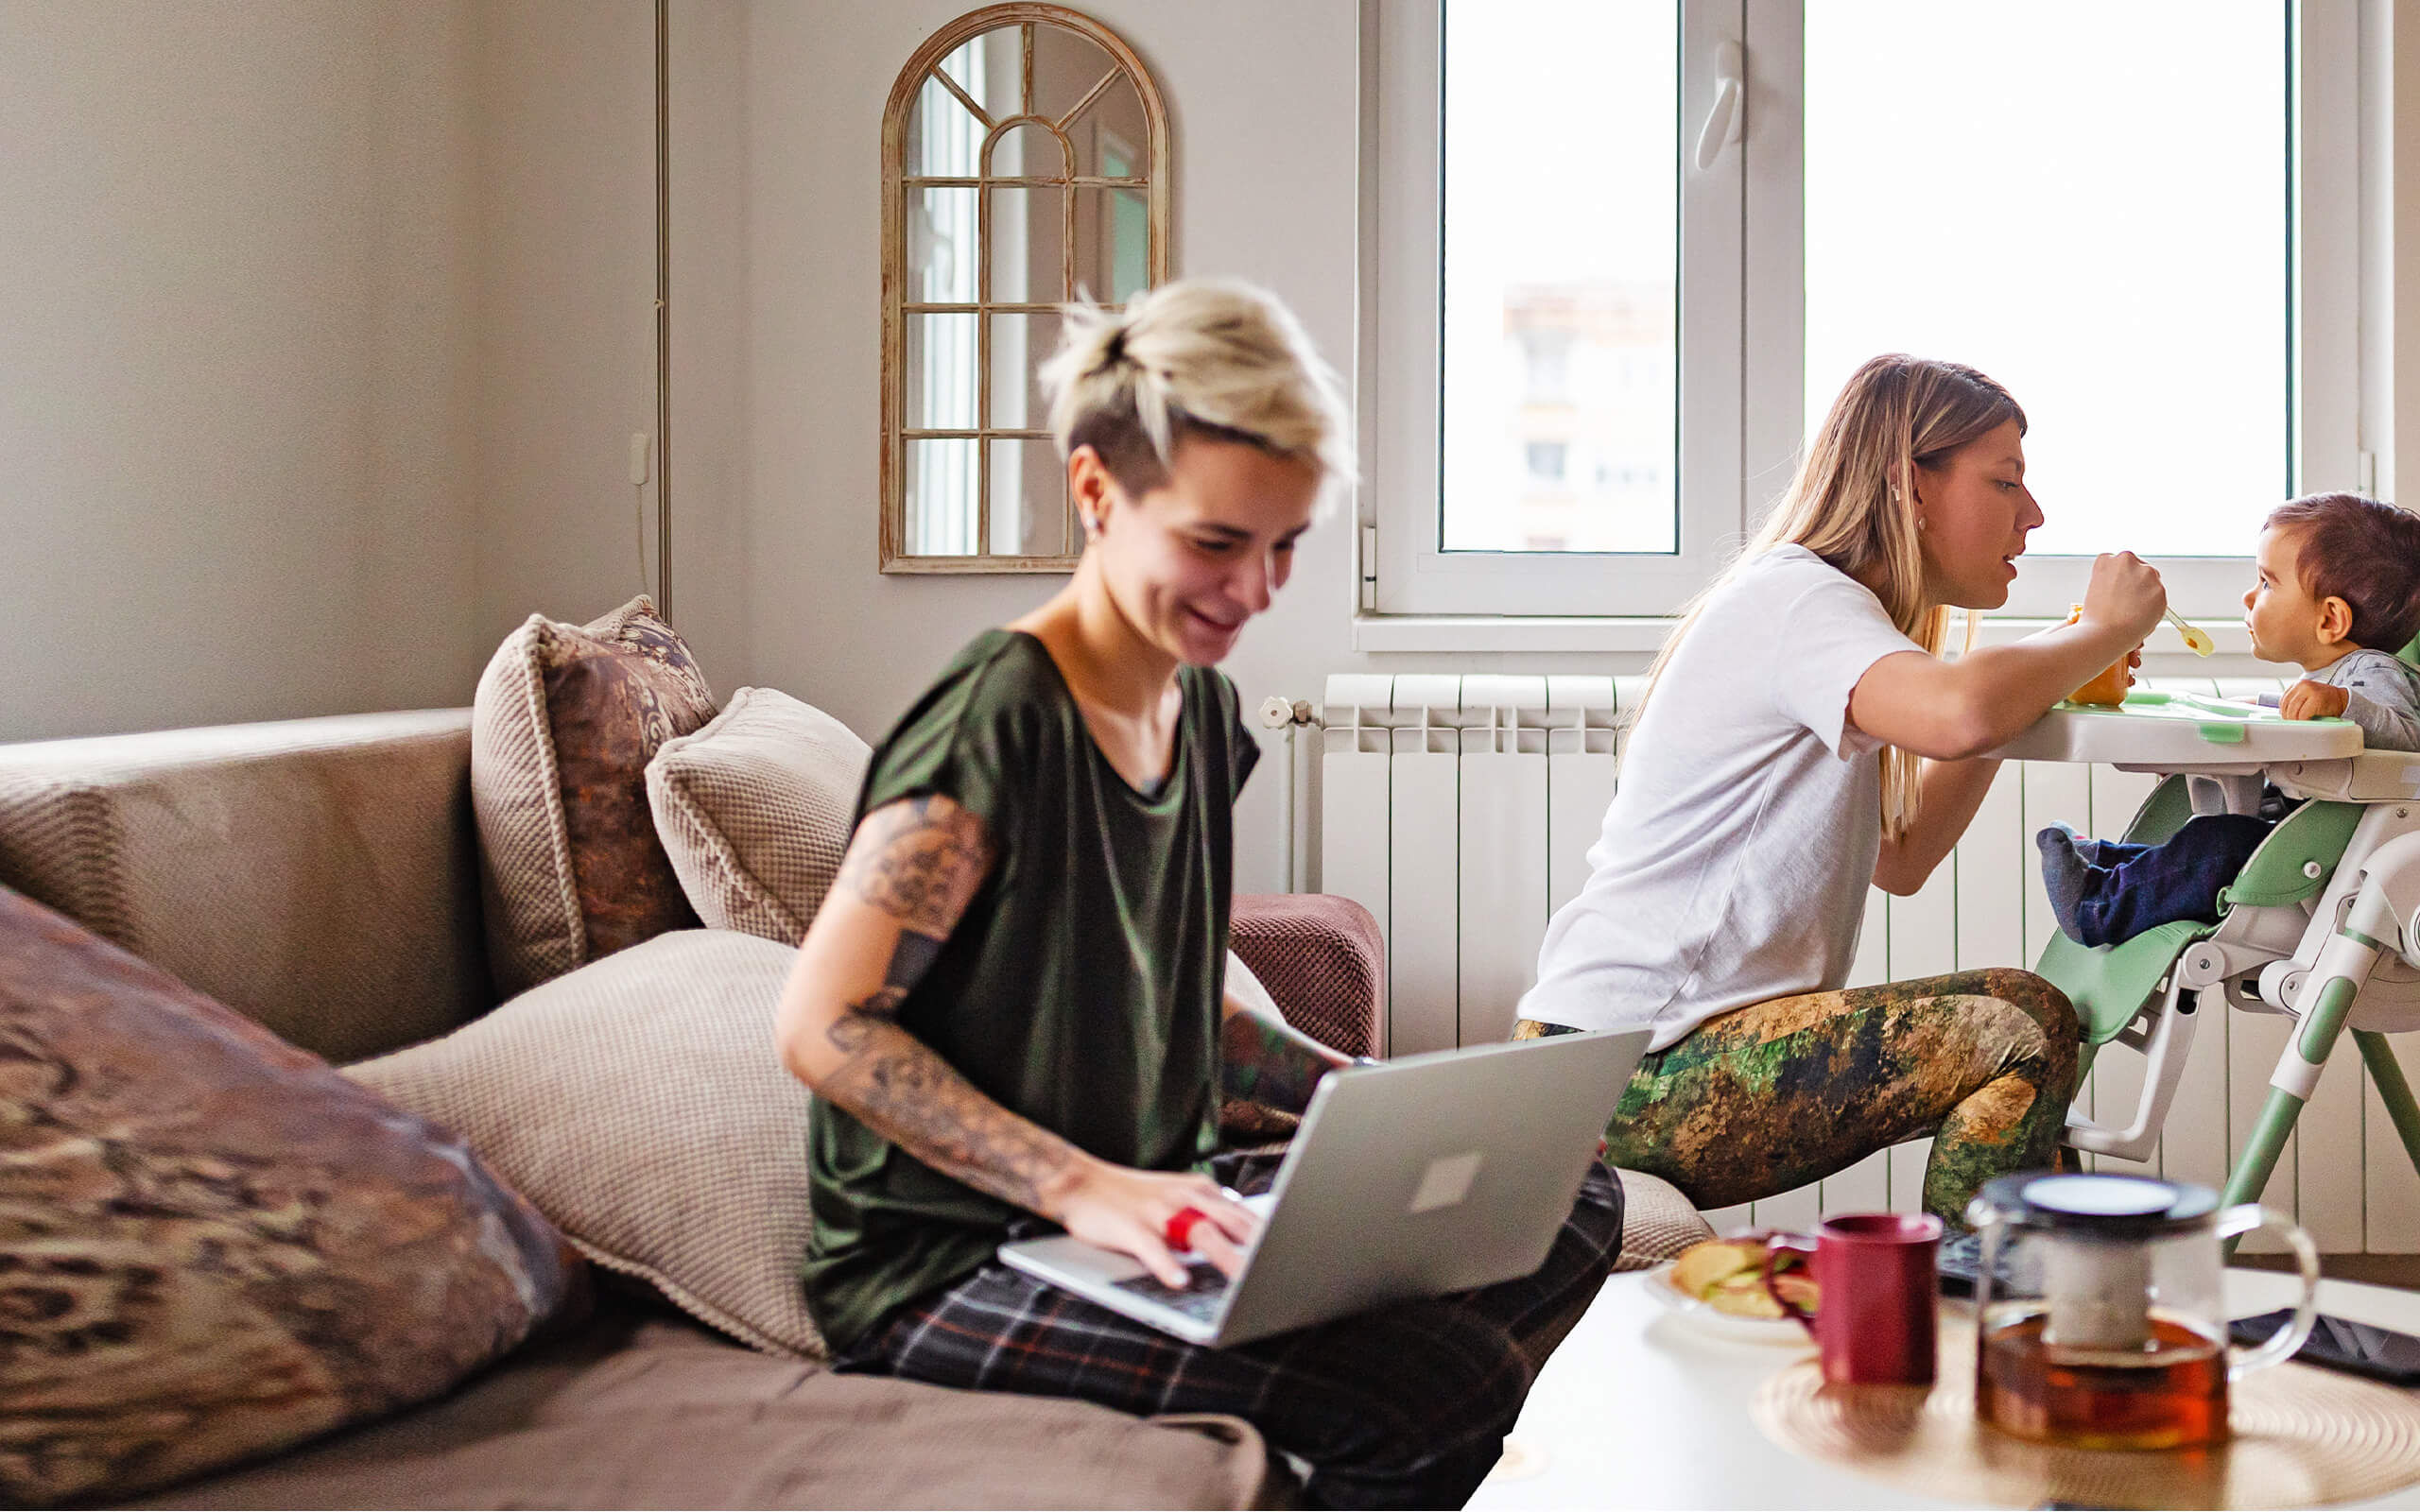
left=1443, top=2, right=1677, bottom=556
left=1367, top=0, right=2357, bottom=626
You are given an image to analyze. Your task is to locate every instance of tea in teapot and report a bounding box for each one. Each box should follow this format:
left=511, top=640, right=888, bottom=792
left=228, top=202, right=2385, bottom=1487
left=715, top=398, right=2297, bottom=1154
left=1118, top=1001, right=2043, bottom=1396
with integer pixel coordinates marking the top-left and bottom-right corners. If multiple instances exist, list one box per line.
left=1966, top=1173, right=2318, bottom=1451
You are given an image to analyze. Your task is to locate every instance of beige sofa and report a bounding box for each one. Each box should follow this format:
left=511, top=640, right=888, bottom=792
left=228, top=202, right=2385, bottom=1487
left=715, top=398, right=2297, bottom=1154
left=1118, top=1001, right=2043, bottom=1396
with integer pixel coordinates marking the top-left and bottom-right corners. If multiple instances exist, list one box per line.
left=0, top=708, right=1711, bottom=1508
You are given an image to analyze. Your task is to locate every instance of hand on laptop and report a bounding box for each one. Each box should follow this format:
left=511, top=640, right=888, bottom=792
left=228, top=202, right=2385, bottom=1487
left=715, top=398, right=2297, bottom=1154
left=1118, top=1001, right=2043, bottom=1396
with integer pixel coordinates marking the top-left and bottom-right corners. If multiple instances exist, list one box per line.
left=1052, top=1160, right=1262, bottom=1287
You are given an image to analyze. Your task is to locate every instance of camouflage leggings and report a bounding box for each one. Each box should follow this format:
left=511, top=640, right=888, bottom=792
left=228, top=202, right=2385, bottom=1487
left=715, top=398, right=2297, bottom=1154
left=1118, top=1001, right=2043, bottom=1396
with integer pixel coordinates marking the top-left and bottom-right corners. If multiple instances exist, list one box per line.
left=1516, top=969, right=2080, bottom=1226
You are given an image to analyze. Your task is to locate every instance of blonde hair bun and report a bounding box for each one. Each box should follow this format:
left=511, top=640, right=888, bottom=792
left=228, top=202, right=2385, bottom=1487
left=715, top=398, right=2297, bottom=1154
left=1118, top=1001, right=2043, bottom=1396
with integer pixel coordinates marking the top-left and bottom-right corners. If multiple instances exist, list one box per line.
left=1039, top=278, right=1353, bottom=492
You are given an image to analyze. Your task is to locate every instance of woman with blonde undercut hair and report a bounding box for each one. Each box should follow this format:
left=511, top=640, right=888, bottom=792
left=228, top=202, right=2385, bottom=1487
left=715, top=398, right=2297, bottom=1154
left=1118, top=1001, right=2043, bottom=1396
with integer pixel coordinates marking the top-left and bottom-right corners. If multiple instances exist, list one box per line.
left=776, top=278, right=1621, bottom=1510
left=1517, top=354, right=2169, bottom=1226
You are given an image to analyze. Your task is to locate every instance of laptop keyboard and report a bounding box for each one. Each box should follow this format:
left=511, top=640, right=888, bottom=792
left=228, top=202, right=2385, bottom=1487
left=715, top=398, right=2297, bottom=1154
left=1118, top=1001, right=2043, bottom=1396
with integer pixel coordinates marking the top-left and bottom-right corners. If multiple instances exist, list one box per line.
left=1114, top=1263, right=1231, bottom=1323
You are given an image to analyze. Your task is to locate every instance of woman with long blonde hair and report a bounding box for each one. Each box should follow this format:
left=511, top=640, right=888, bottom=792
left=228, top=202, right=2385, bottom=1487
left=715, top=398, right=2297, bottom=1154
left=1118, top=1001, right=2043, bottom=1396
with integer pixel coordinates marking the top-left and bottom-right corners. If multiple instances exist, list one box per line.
left=1515, top=353, right=2168, bottom=1223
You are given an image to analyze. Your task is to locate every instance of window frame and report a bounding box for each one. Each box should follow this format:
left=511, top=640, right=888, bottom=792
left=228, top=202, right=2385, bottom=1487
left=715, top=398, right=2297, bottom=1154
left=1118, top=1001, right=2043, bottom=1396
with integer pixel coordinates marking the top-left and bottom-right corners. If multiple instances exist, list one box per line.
left=1357, top=0, right=2362, bottom=632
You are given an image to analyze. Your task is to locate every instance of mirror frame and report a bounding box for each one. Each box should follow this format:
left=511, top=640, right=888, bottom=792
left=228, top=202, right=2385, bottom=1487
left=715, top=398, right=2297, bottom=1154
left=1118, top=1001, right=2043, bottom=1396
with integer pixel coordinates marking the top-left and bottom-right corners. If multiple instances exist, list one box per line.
left=880, top=4, right=1170, bottom=574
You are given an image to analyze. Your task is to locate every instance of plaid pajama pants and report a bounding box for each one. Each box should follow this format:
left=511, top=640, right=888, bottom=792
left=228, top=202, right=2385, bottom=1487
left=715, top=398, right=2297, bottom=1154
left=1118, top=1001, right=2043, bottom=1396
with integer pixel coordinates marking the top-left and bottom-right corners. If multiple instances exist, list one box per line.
left=832, top=1154, right=1624, bottom=1510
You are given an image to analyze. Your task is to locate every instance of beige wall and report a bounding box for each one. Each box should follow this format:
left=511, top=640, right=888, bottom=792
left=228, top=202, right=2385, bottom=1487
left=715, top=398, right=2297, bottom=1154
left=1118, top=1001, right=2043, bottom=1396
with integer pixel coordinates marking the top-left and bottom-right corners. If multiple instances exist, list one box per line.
left=0, top=0, right=745, bottom=743
left=0, top=0, right=480, bottom=742
left=469, top=0, right=675, bottom=669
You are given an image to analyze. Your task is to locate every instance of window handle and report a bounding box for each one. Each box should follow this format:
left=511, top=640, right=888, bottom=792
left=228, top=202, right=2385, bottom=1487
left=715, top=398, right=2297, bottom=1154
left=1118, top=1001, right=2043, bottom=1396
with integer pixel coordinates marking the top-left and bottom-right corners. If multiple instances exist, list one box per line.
left=1692, top=39, right=1745, bottom=171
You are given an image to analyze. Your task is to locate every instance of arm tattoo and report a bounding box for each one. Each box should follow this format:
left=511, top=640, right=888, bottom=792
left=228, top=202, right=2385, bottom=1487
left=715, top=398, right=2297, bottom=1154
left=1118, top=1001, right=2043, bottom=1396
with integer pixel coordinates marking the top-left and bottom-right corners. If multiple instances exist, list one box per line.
left=837, top=796, right=994, bottom=935
left=820, top=920, right=1077, bottom=1213
left=1220, top=1007, right=1350, bottom=1115
left=821, top=1016, right=1079, bottom=1214
left=823, top=929, right=940, bottom=1055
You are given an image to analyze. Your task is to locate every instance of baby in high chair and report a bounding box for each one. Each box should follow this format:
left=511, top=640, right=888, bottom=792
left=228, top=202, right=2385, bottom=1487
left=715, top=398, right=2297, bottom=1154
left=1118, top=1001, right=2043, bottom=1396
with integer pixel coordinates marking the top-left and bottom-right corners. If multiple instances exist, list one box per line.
left=2038, top=492, right=2420, bottom=948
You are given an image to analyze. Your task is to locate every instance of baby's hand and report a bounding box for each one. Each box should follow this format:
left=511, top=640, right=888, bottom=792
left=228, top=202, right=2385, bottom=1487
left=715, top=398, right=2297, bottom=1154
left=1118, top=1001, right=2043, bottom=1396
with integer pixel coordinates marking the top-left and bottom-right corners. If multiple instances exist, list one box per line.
left=2281, top=679, right=2350, bottom=721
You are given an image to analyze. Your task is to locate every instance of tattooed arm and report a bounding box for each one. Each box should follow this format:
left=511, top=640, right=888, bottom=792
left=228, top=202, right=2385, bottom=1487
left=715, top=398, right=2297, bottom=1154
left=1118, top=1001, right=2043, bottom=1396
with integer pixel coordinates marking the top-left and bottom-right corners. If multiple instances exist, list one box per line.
left=1219, top=992, right=1354, bottom=1115
left=774, top=793, right=1257, bottom=1283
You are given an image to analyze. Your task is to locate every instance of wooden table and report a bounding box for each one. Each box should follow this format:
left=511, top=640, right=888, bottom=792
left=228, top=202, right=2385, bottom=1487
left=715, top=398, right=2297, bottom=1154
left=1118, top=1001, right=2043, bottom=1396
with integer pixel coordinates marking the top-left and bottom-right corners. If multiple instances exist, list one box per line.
left=1469, top=1269, right=2420, bottom=1509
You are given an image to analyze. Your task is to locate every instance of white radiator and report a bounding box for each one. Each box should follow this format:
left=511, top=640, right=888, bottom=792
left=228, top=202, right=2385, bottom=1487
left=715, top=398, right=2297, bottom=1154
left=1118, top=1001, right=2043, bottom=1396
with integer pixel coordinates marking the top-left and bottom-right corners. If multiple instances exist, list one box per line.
left=1315, top=671, right=2420, bottom=1253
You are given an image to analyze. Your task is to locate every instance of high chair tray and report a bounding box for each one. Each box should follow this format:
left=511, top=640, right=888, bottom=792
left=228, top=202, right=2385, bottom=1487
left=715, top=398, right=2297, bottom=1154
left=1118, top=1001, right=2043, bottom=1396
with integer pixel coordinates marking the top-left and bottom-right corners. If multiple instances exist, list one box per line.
left=1991, top=690, right=2362, bottom=768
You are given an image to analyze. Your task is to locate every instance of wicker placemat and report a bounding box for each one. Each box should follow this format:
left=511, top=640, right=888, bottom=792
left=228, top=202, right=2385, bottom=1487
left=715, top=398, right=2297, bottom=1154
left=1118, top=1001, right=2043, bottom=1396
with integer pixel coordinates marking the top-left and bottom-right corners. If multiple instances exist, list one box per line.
left=1753, top=1318, right=2420, bottom=1509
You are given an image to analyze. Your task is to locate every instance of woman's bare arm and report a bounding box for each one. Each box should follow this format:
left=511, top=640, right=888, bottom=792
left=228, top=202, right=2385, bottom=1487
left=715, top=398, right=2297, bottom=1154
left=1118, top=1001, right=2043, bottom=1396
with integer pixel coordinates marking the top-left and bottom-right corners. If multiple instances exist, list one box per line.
left=1219, top=993, right=1354, bottom=1114
left=774, top=794, right=1258, bottom=1282
left=774, top=796, right=1086, bottom=1212
left=1872, top=756, right=2001, bottom=896
left=1847, top=552, right=2165, bottom=761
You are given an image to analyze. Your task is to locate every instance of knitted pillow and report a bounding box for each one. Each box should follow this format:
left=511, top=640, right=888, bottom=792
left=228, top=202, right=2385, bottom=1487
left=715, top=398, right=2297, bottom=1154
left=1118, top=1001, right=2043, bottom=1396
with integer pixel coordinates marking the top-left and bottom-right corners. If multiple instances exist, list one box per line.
left=0, top=886, right=572, bottom=1505
left=348, top=929, right=824, bottom=1359
left=646, top=688, right=872, bottom=943
left=472, top=596, right=717, bottom=998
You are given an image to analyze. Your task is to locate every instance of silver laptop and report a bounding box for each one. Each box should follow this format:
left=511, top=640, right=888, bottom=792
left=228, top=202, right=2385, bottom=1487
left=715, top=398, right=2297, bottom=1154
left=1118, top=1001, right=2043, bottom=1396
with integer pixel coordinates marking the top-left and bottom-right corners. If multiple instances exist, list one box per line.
left=998, top=1028, right=1649, bottom=1348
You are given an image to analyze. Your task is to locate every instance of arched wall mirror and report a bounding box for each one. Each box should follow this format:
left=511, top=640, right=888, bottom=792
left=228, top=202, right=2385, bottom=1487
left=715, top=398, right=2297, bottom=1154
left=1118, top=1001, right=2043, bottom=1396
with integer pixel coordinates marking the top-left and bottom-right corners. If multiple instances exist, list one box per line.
left=880, top=4, right=1170, bottom=573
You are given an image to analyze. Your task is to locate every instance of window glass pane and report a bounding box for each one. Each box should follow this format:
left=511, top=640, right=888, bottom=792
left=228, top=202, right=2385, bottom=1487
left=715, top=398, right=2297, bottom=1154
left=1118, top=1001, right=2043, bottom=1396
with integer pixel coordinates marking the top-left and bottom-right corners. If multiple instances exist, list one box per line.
left=988, top=312, right=1060, bottom=429
left=909, top=187, right=977, bottom=304
left=1030, top=27, right=1115, bottom=125
left=1069, top=77, right=1148, bottom=179
left=1806, top=1, right=2286, bottom=559
left=988, top=438, right=1069, bottom=556
left=1442, top=0, right=1679, bottom=554
left=908, top=43, right=987, bottom=178
left=905, top=438, right=980, bottom=556
left=905, top=314, right=977, bottom=431
left=1074, top=185, right=1150, bottom=303
left=986, top=184, right=1066, bottom=304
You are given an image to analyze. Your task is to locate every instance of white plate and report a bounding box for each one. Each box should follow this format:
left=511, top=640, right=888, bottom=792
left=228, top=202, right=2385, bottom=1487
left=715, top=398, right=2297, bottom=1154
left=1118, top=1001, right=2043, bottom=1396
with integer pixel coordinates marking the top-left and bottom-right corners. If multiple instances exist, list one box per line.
left=1643, top=1261, right=1814, bottom=1346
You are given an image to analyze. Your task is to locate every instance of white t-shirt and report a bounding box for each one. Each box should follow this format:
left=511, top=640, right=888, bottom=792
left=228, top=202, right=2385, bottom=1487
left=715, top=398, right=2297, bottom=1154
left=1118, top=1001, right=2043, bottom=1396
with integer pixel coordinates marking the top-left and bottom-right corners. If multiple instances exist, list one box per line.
left=1519, top=545, right=1924, bottom=1049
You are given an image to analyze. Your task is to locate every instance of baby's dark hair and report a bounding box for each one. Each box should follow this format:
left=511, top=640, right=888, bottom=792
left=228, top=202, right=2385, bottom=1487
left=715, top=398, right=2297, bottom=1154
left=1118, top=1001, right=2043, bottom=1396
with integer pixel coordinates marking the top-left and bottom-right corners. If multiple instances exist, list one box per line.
left=2265, top=492, right=2420, bottom=653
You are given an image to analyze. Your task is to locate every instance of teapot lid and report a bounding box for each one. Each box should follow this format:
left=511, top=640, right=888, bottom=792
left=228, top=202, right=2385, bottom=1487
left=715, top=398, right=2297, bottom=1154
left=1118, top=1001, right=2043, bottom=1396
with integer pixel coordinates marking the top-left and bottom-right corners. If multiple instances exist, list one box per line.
left=1975, top=1171, right=2221, bottom=1238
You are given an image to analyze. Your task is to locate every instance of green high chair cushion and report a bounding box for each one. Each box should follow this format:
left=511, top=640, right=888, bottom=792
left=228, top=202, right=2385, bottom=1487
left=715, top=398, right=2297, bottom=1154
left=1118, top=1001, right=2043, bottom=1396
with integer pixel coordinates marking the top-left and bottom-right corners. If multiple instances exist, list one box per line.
left=2037, top=789, right=2364, bottom=1042
left=2219, top=799, right=2365, bottom=910
left=2124, top=773, right=2196, bottom=846
left=2037, top=919, right=2215, bottom=1045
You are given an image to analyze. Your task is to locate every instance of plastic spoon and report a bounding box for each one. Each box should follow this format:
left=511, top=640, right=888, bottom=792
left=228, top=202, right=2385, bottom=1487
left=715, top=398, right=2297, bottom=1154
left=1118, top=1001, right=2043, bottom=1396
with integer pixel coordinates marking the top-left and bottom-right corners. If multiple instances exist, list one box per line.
left=2165, top=609, right=2215, bottom=657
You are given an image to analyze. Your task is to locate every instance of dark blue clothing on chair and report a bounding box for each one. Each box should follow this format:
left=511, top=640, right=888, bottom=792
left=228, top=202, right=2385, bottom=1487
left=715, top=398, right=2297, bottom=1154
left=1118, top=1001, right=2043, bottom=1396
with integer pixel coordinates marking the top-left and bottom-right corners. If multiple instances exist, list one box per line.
left=2037, top=815, right=2275, bottom=949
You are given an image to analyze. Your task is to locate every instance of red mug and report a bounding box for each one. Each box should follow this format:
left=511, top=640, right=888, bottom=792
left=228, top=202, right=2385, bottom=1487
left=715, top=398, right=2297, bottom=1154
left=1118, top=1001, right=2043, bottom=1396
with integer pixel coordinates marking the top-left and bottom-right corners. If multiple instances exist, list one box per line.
left=1763, top=1212, right=1944, bottom=1385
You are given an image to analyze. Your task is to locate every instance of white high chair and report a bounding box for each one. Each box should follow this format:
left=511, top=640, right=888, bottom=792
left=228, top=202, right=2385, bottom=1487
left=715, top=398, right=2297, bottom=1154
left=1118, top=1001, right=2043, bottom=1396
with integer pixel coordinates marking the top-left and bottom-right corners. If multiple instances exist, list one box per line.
left=1993, top=685, right=2420, bottom=1217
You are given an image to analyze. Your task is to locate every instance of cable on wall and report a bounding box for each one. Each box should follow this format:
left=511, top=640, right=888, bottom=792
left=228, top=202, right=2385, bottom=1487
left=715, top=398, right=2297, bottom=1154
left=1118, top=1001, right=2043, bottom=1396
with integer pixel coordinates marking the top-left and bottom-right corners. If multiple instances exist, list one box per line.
left=654, top=0, right=672, bottom=621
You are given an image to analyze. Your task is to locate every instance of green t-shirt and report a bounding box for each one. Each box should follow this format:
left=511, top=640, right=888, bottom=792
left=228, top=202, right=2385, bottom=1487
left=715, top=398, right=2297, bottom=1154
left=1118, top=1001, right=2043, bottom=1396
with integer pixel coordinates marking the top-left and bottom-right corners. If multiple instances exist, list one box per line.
left=801, top=628, right=1258, bottom=1350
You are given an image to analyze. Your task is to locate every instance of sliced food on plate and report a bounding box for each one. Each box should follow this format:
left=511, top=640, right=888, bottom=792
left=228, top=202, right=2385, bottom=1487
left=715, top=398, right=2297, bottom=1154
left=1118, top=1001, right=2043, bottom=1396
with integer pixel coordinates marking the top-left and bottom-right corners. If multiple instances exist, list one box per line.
left=1669, top=1236, right=1818, bottom=1318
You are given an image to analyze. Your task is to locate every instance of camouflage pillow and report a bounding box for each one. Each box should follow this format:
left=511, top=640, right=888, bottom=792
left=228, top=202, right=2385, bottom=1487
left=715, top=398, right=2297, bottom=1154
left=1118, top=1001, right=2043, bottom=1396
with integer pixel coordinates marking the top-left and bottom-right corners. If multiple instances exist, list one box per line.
left=0, top=886, right=574, bottom=1505
left=471, top=595, right=718, bottom=998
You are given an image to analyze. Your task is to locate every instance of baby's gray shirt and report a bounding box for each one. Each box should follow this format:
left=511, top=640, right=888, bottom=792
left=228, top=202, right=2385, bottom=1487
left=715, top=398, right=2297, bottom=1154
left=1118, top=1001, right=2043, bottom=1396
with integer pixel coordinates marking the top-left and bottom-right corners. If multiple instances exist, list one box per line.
left=2309, top=648, right=2420, bottom=751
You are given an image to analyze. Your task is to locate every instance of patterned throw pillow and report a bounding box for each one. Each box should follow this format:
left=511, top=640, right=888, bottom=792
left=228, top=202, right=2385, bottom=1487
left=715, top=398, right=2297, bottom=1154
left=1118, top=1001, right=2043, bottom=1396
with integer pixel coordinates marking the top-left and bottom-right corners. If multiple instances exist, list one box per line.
left=348, top=929, right=824, bottom=1359
left=472, top=595, right=717, bottom=998
left=0, top=886, right=572, bottom=1505
left=645, top=687, right=872, bottom=943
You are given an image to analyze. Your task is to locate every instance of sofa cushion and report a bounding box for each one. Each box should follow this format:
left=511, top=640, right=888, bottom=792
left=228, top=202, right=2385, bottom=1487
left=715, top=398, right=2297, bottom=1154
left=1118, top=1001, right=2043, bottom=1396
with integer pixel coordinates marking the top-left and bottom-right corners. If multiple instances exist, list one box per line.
left=349, top=929, right=824, bottom=1358
left=646, top=687, right=871, bottom=943
left=0, top=710, right=485, bottom=1063
left=138, top=1303, right=1278, bottom=1510
left=1611, top=1168, right=1714, bottom=1271
left=0, top=885, right=572, bottom=1505
left=472, top=596, right=717, bottom=997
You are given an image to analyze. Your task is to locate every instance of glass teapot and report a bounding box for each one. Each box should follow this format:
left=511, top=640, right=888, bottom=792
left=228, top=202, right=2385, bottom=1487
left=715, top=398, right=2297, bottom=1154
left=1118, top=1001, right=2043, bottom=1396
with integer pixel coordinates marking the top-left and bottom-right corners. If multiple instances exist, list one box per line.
left=1966, top=1172, right=2319, bottom=1450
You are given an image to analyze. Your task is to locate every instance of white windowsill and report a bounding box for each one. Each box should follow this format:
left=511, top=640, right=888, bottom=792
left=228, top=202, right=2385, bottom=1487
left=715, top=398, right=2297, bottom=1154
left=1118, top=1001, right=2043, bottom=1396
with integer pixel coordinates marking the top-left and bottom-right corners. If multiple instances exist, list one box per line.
left=1351, top=612, right=2259, bottom=660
